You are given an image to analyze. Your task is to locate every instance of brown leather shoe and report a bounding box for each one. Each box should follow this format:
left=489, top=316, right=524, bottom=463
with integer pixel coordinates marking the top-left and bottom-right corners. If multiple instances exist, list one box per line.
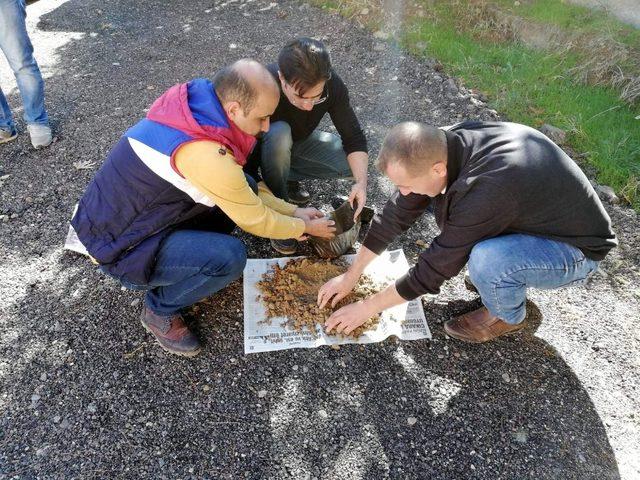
left=140, top=306, right=202, bottom=357
left=444, top=306, right=525, bottom=343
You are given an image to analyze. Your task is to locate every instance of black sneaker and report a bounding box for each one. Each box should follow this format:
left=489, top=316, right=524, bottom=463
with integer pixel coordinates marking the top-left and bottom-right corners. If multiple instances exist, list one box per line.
left=270, top=238, right=298, bottom=255
left=287, top=181, right=311, bottom=206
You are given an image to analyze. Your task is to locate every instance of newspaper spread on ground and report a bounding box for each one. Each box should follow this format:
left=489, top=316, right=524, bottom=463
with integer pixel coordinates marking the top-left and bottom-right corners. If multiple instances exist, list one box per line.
left=243, top=249, right=431, bottom=354
left=63, top=205, right=90, bottom=256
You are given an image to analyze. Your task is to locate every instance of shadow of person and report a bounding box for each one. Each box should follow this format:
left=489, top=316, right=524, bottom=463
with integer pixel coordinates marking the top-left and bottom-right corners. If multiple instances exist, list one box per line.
left=257, top=295, right=619, bottom=479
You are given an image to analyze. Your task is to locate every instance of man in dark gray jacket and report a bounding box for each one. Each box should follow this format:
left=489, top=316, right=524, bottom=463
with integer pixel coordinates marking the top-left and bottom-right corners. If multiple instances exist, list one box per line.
left=318, top=121, right=617, bottom=343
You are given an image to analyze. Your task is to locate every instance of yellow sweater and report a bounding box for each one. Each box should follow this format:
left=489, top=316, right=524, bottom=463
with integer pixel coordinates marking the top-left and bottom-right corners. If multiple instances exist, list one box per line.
left=174, top=140, right=305, bottom=239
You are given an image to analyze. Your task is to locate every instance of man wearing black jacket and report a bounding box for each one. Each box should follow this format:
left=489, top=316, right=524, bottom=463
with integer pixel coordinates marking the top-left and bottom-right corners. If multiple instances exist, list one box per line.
left=318, top=121, right=617, bottom=343
left=248, top=37, right=369, bottom=254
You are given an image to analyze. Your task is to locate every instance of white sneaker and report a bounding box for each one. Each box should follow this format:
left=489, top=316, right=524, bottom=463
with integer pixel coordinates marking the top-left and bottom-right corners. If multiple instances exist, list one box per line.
left=27, top=124, right=52, bottom=149
left=0, top=128, right=18, bottom=144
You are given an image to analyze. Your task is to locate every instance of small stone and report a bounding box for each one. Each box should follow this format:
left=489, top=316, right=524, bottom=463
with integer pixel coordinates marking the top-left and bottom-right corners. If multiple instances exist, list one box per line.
left=229, top=43, right=237, bottom=49
left=87, top=402, right=97, bottom=413
left=257, top=389, right=267, bottom=398
left=373, top=30, right=390, bottom=40
left=373, top=43, right=385, bottom=52
left=53, top=415, right=61, bottom=423
left=513, top=430, right=528, bottom=443
left=131, top=298, right=140, bottom=307
left=40, top=373, right=47, bottom=381
left=502, top=373, right=510, bottom=383
left=60, top=419, right=71, bottom=429
left=360, top=7, right=369, bottom=15
left=415, top=239, right=427, bottom=247
left=538, top=124, right=566, bottom=145
left=36, top=448, right=47, bottom=457
left=594, top=184, right=620, bottom=205
left=407, top=416, right=418, bottom=426
left=330, top=345, right=340, bottom=350
left=202, top=385, right=211, bottom=392
left=318, top=409, right=328, bottom=419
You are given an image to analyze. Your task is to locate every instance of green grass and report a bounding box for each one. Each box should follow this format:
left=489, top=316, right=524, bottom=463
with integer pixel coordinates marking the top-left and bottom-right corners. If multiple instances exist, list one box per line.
left=313, top=0, right=640, bottom=209
left=401, top=11, right=640, bottom=207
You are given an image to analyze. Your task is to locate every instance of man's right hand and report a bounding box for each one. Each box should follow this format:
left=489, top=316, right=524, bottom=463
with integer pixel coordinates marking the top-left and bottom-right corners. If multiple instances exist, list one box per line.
left=303, top=217, right=336, bottom=239
left=317, top=271, right=360, bottom=308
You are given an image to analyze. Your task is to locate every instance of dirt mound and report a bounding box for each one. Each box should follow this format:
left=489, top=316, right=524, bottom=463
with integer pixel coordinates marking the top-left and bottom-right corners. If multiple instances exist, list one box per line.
left=257, top=257, right=381, bottom=338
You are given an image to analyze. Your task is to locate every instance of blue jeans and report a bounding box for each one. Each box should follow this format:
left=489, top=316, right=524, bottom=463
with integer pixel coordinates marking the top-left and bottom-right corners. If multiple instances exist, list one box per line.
left=259, top=121, right=352, bottom=200
left=0, top=0, right=48, bottom=131
left=143, top=229, right=247, bottom=315
left=467, top=234, right=600, bottom=325
left=112, top=175, right=258, bottom=315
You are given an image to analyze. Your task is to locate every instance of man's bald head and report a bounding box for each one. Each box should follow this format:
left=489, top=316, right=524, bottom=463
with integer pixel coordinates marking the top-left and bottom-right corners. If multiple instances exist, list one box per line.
left=213, top=59, right=278, bottom=114
left=376, top=122, right=447, bottom=176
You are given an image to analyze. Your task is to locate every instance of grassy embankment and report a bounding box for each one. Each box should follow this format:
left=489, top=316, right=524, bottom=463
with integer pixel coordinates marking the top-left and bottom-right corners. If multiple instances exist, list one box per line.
left=316, top=0, right=640, bottom=209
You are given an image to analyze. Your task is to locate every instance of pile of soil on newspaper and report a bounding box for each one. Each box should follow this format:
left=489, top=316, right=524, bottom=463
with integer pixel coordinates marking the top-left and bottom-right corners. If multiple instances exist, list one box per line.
left=257, top=257, right=382, bottom=338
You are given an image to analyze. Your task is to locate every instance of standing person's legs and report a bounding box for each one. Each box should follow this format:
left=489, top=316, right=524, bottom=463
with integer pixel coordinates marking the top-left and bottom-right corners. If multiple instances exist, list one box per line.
left=445, top=234, right=600, bottom=342
left=0, top=87, right=17, bottom=140
left=0, top=0, right=50, bottom=146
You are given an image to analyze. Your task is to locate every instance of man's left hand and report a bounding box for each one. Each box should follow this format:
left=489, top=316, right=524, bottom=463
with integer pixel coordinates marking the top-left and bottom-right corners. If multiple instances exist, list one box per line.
left=348, top=181, right=367, bottom=222
left=325, top=300, right=375, bottom=335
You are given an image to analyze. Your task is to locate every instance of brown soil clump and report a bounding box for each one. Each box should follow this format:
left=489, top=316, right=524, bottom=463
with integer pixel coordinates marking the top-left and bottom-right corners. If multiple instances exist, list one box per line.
left=257, top=257, right=382, bottom=338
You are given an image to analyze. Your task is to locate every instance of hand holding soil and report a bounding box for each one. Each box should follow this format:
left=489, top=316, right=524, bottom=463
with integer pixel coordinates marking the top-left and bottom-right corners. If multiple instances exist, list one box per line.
left=257, top=257, right=381, bottom=339
left=324, top=300, right=376, bottom=335
left=317, top=271, right=359, bottom=308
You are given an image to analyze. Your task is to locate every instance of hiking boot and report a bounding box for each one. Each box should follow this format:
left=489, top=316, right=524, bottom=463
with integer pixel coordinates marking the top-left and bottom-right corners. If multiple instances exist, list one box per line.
left=287, top=180, right=311, bottom=206
left=0, top=128, right=18, bottom=144
left=27, top=123, right=52, bottom=149
left=444, top=306, right=525, bottom=343
left=140, top=306, right=201, bottom=357
left=270, top=238, right=298, bottom=255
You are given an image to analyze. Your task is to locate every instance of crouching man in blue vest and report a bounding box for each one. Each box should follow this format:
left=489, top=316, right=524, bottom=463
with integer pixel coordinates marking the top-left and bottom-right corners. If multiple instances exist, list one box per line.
left=71, top=60, right=336, bottom=357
